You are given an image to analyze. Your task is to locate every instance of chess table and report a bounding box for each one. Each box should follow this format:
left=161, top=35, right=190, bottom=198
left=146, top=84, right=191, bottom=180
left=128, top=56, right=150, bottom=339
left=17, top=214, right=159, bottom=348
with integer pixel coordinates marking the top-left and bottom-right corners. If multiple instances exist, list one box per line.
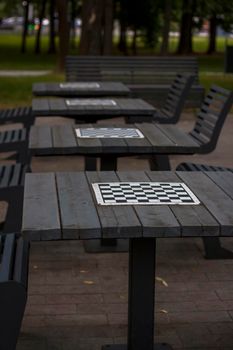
left=29, top=123, right=200, bottom=171
left=32, top=82, right=131, bottom=97
left=32, top=97, right=155, bottom=123
left=22, top=170, right=233, bottom=350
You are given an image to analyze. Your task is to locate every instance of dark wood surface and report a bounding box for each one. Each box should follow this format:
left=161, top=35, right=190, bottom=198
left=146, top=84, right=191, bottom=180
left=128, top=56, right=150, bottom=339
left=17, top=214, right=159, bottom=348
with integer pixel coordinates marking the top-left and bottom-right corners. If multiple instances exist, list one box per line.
left=22, top=171, right=233, bottom=241
left=29, top=123, right=200, bottom=156
left=33, top=82, right=130, bottom=97
left=32, top=97, right=156, bottom=120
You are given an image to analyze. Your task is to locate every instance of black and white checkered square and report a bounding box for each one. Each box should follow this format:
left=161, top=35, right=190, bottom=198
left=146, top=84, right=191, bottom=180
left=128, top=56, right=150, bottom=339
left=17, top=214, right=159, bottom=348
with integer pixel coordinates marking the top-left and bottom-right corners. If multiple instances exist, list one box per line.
left=75, top=127, right=144, bottom=138
left=92, top=182, right=200, bottom=205
left=60, top=83, right=100, bottom=89
left=66, top=98, right=116, bottom=106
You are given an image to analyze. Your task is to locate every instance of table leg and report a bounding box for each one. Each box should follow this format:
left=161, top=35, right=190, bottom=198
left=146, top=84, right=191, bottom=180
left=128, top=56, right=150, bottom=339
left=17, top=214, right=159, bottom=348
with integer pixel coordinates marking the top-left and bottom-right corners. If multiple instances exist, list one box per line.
left=102, top=238, right=172, bottom=350
left=85, top=157, right=97, bottom=171
left=100, top=156, right=117, bottom=171
left=149, top=155, right=171, bottom=171
left=202, top=237, right=233, bottom=259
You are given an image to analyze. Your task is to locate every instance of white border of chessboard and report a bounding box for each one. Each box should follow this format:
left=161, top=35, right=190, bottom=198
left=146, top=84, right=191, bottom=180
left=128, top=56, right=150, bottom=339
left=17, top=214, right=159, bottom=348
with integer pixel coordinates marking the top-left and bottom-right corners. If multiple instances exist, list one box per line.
left=60, top=83, right=100, bottom=89
left=75, top=127, right=145, bottom=139
left=92, top=182, right=200, bottom=206
left=66, top=99, right=117, bottom=106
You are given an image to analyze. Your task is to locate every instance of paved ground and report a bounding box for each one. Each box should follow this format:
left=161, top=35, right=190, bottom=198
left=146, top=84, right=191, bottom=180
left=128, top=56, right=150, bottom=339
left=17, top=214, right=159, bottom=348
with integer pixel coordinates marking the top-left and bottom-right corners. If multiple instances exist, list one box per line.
left=1, top=110, right=233, bottom=350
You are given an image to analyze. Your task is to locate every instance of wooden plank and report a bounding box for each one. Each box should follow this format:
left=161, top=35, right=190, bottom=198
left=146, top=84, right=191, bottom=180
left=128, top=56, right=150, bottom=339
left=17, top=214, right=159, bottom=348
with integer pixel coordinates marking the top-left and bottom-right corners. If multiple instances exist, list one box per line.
left=56, top=172, right=101, bottom=239
left=75, top=123, right=102, bottom=154
left=22, top=173, right=61, bottom=240
left=156, top=124, right=200, bottom=152
left=116, top=171, right=180, bottom=237
left=86, top=171, right=142, bottom=238
left=177, top=171, right=233, bottom=236
left=99, top=124, right=128, bottom=154
left=29, top=126, right=53, bottom=154
left=32, top=98, right=50, bottom=116
left=147, top=171, right=220, bottom=237
left=49, top=98, right=67, bottom=114
left=52, top=125, right=77, bottom=154
left=123, top=125, right=153, bottom=153
left=0, top=234, right=15, bottom=281
left=204, top=171, right=233, bottom=199
left=116, top=98, right=155, bottom=115
left=136, top=123, right=175, bottom=152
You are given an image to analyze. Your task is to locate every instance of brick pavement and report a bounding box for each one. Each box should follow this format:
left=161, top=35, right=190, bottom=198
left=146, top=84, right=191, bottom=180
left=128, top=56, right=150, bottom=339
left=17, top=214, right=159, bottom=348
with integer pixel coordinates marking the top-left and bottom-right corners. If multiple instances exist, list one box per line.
left=1, top=111, right=233, bottom=350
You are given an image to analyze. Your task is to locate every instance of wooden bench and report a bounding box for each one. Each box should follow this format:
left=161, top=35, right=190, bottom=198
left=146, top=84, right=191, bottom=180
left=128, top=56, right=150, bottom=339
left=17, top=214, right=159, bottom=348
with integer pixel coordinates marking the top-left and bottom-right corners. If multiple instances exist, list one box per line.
left=0, top=163, right=30, bottom=234
left=65, top=56, right=205, bottom=108
left=0, top=106, right=34, bottom=132
left=0, top=128, right=29, bottom=163
left=0, top=233, right=30, bottom=350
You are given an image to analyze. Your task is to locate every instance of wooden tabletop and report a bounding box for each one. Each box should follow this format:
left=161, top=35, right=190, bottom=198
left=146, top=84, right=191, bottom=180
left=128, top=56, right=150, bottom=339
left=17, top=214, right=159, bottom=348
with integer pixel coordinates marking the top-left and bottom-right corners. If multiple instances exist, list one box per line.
left=32, top=97, right=156, bottom=119
left=32, top=82, right=131, bottom=97
left=29, top=123, right=200, bottom=155
left=22, top=170, right=233, bottom=241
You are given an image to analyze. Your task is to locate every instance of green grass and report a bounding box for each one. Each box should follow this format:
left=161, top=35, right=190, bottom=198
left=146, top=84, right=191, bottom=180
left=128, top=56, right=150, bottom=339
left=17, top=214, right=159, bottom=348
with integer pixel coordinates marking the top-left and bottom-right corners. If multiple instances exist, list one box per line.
left=0, top=74, right=64, bottom=108
left=0, top=33, right=57, bottom=70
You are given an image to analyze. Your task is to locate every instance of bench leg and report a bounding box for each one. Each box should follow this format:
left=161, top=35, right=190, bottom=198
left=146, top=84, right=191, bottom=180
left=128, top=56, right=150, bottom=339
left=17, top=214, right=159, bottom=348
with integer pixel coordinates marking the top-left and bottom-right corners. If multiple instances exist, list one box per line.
left=202, top=237, right=233, bottom=259
left=0, top=188, right=24, bottom=234
left=0, top=283, right=27, bottom=350
left=17, top=144, right=30, bottom=164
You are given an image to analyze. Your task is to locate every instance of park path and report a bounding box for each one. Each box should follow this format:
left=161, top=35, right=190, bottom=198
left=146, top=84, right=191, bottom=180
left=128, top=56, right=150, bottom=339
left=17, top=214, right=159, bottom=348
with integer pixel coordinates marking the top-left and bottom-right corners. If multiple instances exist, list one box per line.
left=0, top=70, right=52, bottom=77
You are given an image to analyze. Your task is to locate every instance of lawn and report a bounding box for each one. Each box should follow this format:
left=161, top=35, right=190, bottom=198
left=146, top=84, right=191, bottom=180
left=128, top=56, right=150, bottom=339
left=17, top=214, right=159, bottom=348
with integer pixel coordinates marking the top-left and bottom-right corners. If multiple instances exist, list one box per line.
left=0, top=33, right=232, bottom=107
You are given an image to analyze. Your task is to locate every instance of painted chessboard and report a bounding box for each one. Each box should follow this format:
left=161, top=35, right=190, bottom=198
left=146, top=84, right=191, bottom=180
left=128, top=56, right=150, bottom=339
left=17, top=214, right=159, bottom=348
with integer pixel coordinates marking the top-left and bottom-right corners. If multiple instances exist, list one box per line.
left=66, top=99, right=116, bottom=106
left=92, top=182, right=200, bottom=205
left=75, top=127, right=144, bottom=138
left=60, top=83, right=100, bottom=89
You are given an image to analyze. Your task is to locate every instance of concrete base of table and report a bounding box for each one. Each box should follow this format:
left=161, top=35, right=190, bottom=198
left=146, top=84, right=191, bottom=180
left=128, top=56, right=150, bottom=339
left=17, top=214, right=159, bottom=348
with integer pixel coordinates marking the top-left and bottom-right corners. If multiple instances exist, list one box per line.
left=102, top=343, right=173, bottom=349
left=83, top=238, right=129, bottom=253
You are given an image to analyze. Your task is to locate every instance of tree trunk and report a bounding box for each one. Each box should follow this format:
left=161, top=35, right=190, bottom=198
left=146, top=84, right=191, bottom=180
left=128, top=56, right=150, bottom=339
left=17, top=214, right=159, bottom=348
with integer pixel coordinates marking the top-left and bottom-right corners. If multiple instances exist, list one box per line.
left=21, top=1, right=29, bottom=53
left=48, top=0, right=56, bottom=54
left=118, top=0, right=127, bottom=55
left=207, top=14, right=217, bottom=54
left=160, top=0, right=172, bottom=55
left=177, top=0, right=194, bottom=54
left=56, top=0, right=70, bottom=71
left=70, top=0, right=76, bottom=49
left=103, top=0, right=113, bottom=55
left=35, top=0, right=47, bottom=54
left=79, top=0, right=105, bottom=55
left=131, top=28, right=137, bottom=55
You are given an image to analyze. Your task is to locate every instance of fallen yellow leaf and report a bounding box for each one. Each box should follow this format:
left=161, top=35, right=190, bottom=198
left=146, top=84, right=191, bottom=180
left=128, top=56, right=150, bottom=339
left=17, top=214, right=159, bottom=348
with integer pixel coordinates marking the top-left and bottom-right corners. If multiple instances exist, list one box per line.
left=159, top=309, right=168, bottom=314
left=83, top=280, right=94, bottom=285
left=156, top=276, right=168, bottom=287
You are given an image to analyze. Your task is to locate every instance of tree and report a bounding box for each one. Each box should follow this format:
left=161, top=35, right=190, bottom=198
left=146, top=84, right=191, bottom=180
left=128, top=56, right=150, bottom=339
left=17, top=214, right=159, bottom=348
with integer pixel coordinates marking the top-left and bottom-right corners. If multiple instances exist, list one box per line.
left=160, top=0, right=172, bottom=54
left=177, top=0, right=196, bottom=54
left=21, top=0, right=30, bottom=53
left=35, top=0, right=47, bottom=54
left=56, top=0, right=70, bottom=70
left=79, top=0, right=105, bottom=55
left=48, top=0, right=56, bottom=54
left=103, top=0, right=114, bottom=54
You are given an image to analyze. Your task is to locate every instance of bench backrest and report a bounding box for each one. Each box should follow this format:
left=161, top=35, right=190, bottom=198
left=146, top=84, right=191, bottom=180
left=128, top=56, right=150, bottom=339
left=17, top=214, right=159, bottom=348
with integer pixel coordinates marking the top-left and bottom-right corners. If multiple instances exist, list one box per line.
left=158, top=73, right=195, bottom=123
left=65, top=56, right=200, bottom=84
left=0, top=234, right=29, bottom=287
left=189, top=85, right=233, bottom=153
left=176, top=162, right=233, bottom=172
